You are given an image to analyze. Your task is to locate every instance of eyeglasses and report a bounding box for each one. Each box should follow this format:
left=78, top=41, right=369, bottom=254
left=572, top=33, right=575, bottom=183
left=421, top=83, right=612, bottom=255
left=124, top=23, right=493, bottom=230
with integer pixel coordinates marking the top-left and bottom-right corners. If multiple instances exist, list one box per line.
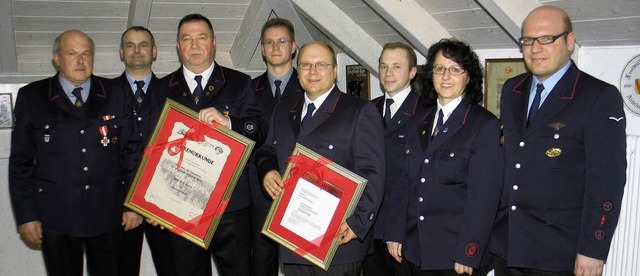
left=518, top=32, right=568, bottom=46
left=298, top=62, right=333, bottom=71
left=432, top=66, right=466, bottom=76
left=262, top=37, right=291, bottom=47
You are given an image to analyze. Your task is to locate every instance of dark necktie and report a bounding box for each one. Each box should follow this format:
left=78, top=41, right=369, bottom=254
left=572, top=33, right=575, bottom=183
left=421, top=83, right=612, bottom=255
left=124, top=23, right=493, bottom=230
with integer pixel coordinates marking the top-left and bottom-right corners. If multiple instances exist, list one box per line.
left=432, top=109, right=444, bottom=140
left=274, top=79, right=282, bottom=103
left=134, top=80, right=145, bottom=104
left=384, top=98, right=394, bottom=126
left=193, top=75, right=203, bottom=104
left=72, top=87, right=84, bottom=108
left=300, top=103, right=316, bottom=130
left=528, top=83, right=545, bottom=124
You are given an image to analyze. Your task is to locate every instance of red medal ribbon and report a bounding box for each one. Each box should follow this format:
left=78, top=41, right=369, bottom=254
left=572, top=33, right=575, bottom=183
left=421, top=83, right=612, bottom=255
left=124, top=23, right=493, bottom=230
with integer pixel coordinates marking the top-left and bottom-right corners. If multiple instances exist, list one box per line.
left=99, top=125, right=110, bottom=146
left=99, top=125, right=108, bottom=136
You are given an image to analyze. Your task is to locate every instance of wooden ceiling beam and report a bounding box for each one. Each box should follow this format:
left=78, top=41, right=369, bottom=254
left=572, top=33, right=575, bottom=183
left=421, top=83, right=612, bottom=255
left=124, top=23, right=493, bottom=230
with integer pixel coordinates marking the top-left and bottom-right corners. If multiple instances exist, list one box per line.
left=127, top=0, right=153, bottom=28
left=290, top=0, right=382, bottom=77
left=476, top=0, right=580, bottom=56
left=364, top=0, right=450, bottom=56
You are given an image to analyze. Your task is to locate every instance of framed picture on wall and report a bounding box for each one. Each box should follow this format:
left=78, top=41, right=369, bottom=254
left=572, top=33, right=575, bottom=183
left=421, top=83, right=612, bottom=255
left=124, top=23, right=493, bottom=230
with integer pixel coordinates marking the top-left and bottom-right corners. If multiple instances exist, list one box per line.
left=0, top=93, right=13, bottom=128
left=346, top=64, right=370, bottom=100
left=484, top=58, right=528, bottom=117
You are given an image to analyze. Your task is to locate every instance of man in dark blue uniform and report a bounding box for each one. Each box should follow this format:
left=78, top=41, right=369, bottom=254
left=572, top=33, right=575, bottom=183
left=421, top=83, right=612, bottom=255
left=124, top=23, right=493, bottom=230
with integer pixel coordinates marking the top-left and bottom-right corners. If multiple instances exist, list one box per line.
left=363, top=42, right=419, bottom=276
left=249, top=18, right=303, bottom=276
left=256, top=41, right=385, bottom=275
left=490, top=6, right=627, bottom=276
left=151, top=14, right=267, bottom=276
left=9, top=29, right=141, bottom=276
left=114, top=26, right=177, bottom=276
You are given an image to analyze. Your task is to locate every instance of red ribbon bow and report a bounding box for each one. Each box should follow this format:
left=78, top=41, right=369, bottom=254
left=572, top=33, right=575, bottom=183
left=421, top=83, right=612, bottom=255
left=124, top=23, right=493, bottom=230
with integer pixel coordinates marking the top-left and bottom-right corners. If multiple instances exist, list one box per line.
left=144, top=122, right=219, bottom=170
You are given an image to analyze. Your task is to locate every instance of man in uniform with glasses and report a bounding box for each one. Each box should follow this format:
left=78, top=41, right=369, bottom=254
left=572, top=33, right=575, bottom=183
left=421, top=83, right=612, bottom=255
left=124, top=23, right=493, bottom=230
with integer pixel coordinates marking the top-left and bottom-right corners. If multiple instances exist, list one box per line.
left=489, top=5, right=626, bottom=276
left=250, top=18, right=303, bottom=276
left=256, top=41, right=385, bottom=275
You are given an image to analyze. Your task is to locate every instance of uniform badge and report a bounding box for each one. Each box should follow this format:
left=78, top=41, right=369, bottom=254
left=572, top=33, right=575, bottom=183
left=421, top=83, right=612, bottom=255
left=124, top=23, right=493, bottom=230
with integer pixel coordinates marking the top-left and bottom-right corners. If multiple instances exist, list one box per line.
left=545, top=147, right=562, bottom=157
left=111, top=136, right=119, bottom=144
left=99, top=125, right=109, bottom=147
left=245, top=122, right=255, bottom=134
left=594, top=230, right=605, bottom=240
left=44, top=124, right=50, bottom=143
left=549, top=122, right=566, bottom=131
left=465, top=243, right=480, bottom=258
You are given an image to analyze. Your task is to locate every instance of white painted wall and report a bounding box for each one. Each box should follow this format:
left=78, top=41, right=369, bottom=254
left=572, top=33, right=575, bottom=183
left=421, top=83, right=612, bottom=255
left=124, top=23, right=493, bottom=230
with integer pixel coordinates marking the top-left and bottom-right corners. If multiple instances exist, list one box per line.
left=2, top=45, right=640, bottom=275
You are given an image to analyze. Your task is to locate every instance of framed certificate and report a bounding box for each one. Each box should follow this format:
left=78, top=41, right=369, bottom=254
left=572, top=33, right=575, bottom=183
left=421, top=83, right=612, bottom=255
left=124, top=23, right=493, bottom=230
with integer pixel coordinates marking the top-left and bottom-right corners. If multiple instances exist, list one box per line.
left=262, top=143, right=367, bottom=270
left=484, top=58, right=528, bottom=117
left=0, top=93, right=13, bottom=128
left=125, top=99, right=255, bottom=249
left=346, top=64, right=370, bottom=100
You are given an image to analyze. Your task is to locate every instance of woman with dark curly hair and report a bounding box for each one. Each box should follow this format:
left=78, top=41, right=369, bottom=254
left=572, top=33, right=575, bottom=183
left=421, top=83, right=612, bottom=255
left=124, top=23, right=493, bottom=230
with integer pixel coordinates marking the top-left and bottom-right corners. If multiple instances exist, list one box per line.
left=385, top=38, right=503, bottom=276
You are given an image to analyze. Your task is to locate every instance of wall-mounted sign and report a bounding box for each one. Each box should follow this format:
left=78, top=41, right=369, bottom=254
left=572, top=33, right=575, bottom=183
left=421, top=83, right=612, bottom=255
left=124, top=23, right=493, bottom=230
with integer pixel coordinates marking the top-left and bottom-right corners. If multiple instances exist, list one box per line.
left=620, top=54, right=640, bottom=115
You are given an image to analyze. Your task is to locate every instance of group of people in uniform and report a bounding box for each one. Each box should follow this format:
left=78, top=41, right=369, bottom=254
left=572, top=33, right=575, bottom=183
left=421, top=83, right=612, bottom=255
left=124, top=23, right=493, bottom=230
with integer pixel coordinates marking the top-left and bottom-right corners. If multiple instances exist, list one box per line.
left=9, top=4, right=626, bottom=276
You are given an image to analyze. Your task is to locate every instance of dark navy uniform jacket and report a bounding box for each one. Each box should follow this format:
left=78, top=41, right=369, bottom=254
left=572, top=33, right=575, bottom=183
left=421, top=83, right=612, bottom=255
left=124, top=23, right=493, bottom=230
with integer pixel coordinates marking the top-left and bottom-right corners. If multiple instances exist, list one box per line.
left=114, top=72, right=162, bottom=146
left=158, top=63, right=267, bottom=212
left=386, top=99, right=503, bottom=269
left=9, top=74, right=141, bottom=237
left=249, top=70, right=303, bottom=208
left=490, top=62, right=627, bottom=271
left=255, top=87, right=385, bottom=265
left=371, top=91, right=421, bottom=240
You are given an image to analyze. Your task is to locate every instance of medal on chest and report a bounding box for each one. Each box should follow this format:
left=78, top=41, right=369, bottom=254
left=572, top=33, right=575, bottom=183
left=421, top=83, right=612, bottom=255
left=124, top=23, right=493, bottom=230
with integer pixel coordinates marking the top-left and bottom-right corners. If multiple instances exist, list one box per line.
left=99, top=125, right=109, bottom=147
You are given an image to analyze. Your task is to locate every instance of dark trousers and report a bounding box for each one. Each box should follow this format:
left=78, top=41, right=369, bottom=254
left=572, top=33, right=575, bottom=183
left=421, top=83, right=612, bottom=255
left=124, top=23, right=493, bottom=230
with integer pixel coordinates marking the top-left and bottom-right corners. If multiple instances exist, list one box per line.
left=251, top=201, right=279, bottom=276
left=118, top=223, right=144, bottom=276
left=406, top=260, right=460, bottom=276
left=145, top=223, right=178, bottom=276
left=362, top=239, right=410, bottom=276
left=118, top=221, right=178, bottom=276
left=283, top=262, right=362, bottom=276
left=42, top=230, right=121, bottom=276
left=406, top=258, right=490, bottom=276
left=492, top=255, right=573, bottom=276
left=169, top=208, right=252, bottom=276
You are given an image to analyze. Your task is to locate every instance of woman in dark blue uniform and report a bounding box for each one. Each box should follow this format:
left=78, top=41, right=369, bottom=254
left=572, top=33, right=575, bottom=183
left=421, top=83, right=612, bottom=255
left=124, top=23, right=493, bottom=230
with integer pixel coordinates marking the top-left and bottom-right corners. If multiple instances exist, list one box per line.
left=385, top=38, right=503, bottom=276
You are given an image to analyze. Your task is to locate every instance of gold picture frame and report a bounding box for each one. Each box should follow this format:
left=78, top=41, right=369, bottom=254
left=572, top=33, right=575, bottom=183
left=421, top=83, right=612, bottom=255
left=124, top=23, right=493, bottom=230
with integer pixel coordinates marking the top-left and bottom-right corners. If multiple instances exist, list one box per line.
left=484, top=58, right=528, bottom=117
left=262, top=143, right=367, bottom=270
left=125, top=99, right=255, bottom=249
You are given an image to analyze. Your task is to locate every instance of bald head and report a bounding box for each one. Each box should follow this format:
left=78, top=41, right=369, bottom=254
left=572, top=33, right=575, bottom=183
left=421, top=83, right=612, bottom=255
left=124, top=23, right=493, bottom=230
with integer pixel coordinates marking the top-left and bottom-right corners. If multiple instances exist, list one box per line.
left=52, top=29, right=94, bottom=86
left=520, top=5, right=575, bottom=81
left=522, top=5, right=573, bottom=35
left=54, top=29, right=94, bottom=54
